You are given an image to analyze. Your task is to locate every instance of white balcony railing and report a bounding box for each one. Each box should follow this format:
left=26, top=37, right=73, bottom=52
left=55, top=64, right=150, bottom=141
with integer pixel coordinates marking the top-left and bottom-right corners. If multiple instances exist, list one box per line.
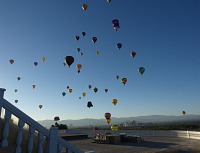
left=0, top=88, right=85, bottom=153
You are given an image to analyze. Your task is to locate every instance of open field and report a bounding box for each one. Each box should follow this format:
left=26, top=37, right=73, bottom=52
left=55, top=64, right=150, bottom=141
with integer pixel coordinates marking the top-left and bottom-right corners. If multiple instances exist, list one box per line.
left=67, top=135, right=200, bottom=153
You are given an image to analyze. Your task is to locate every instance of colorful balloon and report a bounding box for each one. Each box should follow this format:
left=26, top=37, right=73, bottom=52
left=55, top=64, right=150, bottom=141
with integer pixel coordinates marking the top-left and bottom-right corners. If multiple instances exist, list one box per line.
left=112, top=99, right=118, bottom=105
left=65, top=56, right=74, bottom=67
left=82, top=92, right=86, bottom=97
left=130, top=52, right=136, bottom=58
left=77, top=48, right=81, bottom=52
left=112, top=19, right=120, bottom=31
left=17, top=77, right=21, bottom=81
left=10, top=59, right=14, bottom=64
left=80, top=52, right=83, bottom=56
left=82, top=4, right=88, bottom=10
left=116, top=75, right=119, bottom=80
left=88, top=85, right=92, bottom=89
left=77, top=64, right=82, bottom=73
left=106, top=119, right=111, bottom=124
left=107, top=0, right=112, bottom=3
left=92, top=37, right=97, bottom=43
left=75, top=36, right=80, bottom=41
left=105, top=89, right=108, bottom=93
left=82, top=32, right=86, bottom=37
left=93, top=87, right=98, bottom=93
left=121, top=78, right=127, bottom=85
left=182, top=111, right=186, bottom=115
left=104, top=112, right=111, bottom=119
left=116, top=43, right=122, bottom=49
left=42, top=57, right=46, bottom=62
left=138, top=67, right=145, bottom=75
left=96, top=51, right=100, bottom=55
left=111, top=125, right=118, bottom=130
left=34, top=62, right=38, bottom=66
left=62, top=92, right=66, bottom=96
left=39, top=105, right=43, bottom=109
left=32, top=85, right=36, bottom=89
left=68, top=89, right=72, bottom=93
left=87, top=101, right=93, bottom=108
left=54, top=116, right=60, bottom=121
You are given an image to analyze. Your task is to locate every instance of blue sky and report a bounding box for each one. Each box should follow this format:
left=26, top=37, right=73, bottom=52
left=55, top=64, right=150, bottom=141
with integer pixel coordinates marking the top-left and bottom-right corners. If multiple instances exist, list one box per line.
left=0, top=0, right=200, bottom=121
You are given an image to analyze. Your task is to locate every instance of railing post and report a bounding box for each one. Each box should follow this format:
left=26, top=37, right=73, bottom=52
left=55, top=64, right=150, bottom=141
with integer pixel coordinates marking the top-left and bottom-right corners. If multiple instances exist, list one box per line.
left=15, top=119, right=25, bottom=153
left=1, top=109, right=11, bottom=147
left=49, top=127, right=58, bottom=153
left=28, top=126, right=35, bottom=153
left=0, top=88, right=6, bottom=117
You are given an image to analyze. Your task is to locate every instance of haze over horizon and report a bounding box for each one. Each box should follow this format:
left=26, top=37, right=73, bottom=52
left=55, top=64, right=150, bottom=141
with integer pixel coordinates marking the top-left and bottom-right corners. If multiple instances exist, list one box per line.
left=0, top=0, right=200, bottom=121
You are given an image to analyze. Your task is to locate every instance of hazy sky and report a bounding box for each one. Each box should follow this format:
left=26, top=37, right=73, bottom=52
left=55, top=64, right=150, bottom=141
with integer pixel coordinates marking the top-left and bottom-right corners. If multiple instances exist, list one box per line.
left=0, top=0, right=200, bottom=121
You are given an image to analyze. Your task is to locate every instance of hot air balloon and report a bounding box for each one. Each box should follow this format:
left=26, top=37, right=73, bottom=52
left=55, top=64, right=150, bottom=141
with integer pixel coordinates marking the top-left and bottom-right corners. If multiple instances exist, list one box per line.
left=92, top=37, right=97, bottom=43
left=82, top=92, right=86, bottom=97
left=111, top=125, right=118, bottom=130
left=67, top=86, right=69, bottom=89
left=82, top=32, right=86, bottom=37
left=130, top=52, right=136, bottom=58
left=75, top=36, right=80, bottom=41
left=88, top=85, right=92, bottom=89
left=34, top=62, right=38, bottom=66
left=107, top=0, right=112, bottom=3
left=15, top=100, right=18, bottom=103
left=54, top=116, right=60, bottom=121
left=94, top=87, right=98, bottom=93
left=104, top=112, right=111, bottom=120
left=42, top=57, right=46, bottom=62
left=77, top=64, right=82, bottom=73
left=105, top=89, right=108, bottom=93
left=116, top=43, right=122, bottom=49
left=9, top=59, right=14, bottom=64
left=63, top=63, right=66, bottom=66
left=62, top=92, right=66, bottom=96
left=79, top=97, right=81, bottom=99
left=80, top=52, right=83, bottom=56
left=106, top=119, right=111, bottom=124
left=138, top=67, right=145, bottom=75
left=65, top=56, right=74, bottom=67
left=121, top=78, right=127, bottom=85
left=39, top=105, right=43, bottom=109
left=96, top=51, right=99, bottom=55
left=32, top=85, right=36, bottom=89
left=112, top=99, right=118, bottom=105
left=14, top=89, right=18, bottom=92
left=182, top=111, right=186, bottom=115
left=17, top=77, right=21, bottom=81
left=82, top=4, right=88, bottom=10
left=68, top=89, right=72, bottom=93
left=77, top=48, right=81, bottom=52
left=87, top=101, right=93, bottom=108
left=116, top=75, right=119, bottom=80
left=112, top=19, right=120, bottom=31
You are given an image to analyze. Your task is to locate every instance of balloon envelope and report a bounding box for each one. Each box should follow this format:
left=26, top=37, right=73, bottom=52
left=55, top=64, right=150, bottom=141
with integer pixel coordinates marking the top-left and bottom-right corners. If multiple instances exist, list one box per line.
left=116, top=43, right=122, bottom=49
left=65, top=56, right=74, bottom=67
left=10, top=59, right=14, bottom=64
left=87, top=101, right=93, bottom=108
left=82, top=4, right=88, bottom=10
left=138, top=67, right=145, bottom=75
left=92, top=37, right=97, bottom=43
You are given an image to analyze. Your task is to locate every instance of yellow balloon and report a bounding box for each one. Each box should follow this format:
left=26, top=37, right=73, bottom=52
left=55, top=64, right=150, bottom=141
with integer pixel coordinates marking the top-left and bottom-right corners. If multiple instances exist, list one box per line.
left=77, top=64, right=82, bottom=73
left=42, top=57, right=46, bottom=62
left=68, top=89, right=72, bottom=93
left=112, top=99, right=118, bottom=105
left=82, top=92, right=86, bottom=97
left=111, top=125, right=118, bottom=131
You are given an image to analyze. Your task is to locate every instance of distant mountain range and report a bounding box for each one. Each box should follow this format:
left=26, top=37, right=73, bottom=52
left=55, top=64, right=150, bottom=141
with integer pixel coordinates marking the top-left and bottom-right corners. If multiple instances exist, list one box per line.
left=37, top=114, right=200, bottom=128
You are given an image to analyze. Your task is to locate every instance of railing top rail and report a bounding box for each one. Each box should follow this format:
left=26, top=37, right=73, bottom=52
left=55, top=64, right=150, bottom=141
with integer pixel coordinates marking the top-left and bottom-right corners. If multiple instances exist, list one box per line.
left=1, top=99, right=49, bottom=137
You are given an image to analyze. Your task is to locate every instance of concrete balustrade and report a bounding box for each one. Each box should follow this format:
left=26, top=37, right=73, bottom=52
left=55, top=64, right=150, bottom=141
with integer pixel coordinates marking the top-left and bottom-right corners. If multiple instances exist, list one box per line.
left=0, top=88, right=85, bottom=153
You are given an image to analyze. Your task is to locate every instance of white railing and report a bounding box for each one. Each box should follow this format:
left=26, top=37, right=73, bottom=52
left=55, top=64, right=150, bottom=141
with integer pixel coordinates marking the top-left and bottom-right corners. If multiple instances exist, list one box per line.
left=0, top=88, right=85, bottom=153
left=60, top=129, right=200, bottom=140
